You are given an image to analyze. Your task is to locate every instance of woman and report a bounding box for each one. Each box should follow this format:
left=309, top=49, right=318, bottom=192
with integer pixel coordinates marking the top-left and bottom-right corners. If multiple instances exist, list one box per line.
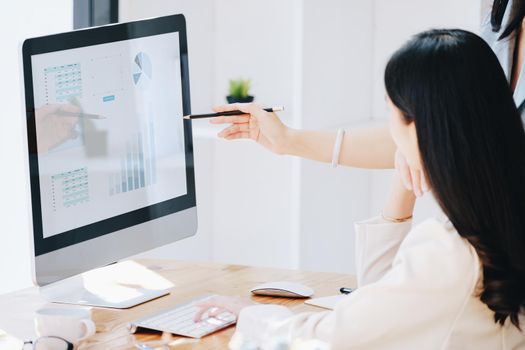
left=196, top=30, right=525, bottom=349
left=206, top=0, right=525, bottom=196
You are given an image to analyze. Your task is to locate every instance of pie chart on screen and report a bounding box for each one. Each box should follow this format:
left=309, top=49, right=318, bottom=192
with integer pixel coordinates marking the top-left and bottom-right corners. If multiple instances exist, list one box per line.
left=132, top=52, right=152, bottom=88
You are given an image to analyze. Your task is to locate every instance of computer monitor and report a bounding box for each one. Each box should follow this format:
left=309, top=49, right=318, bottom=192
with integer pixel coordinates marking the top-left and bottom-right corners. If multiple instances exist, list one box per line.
left=21, top=14, right=197, bottom=308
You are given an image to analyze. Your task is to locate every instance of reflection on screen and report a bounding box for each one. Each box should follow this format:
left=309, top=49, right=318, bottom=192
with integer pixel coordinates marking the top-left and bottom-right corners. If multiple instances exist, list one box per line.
left=31, top=33, right=187, bottom=238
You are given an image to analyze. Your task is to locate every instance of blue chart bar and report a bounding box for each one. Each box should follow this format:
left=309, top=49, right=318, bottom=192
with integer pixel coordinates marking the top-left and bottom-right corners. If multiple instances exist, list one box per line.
left=133, top=135, right=142, bottom=189
left=126, top=142, right=133, bottom=191
left=109, top=175, right=114, bottom=196
left=120, top=157, right=127, bottom=193
left=103, top=95, right=115, bottom=102
left=138, top=133, right=146, bottom=188
left=149, top=121, right=157, bottom=184
left=110, top=121, right=157, bottom=196
left=144, top=124, right=152, bottom=187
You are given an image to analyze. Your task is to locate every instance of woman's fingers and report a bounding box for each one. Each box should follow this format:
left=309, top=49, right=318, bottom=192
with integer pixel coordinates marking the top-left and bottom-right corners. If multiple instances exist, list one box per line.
left=193, top=297, right=239, bottom=322
left=395, top=149, right=430, bottom=195
left=193, top=306, right=210, bottom=322
left=395, top=150, right=413, bottom=190
left=193, top=300, right=221, bottom=322
left=209, top=115, right=250, bottom=125
left=59, top=103, right=81, bottom=114
left=192, top=306, right=224, bottom=322
left=397, top=159, right=413, bottom=191
left=215, top=122, right=252, bottom=140
left=213, top=103, right=260, bottom=114
left=218, top=124, right=250, bottom=137
left=213, top=104, right=239, bottom=113
left=224, top=132, right=251, bottom=140
left=410, top=168, right=423, bottom=197
left=208, top=307, right=225, bottom=318
left=420, top=171, right=430, bottom=192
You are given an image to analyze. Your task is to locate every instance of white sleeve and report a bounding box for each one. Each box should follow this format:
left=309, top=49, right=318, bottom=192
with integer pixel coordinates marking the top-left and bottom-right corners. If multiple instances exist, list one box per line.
left=331, top=219, right=479, bottom=349
left=230, top=305, right=334, bottom=349
left=230, top=219, right=479, bottom=350
left=354, top=216, right=412, bottom=286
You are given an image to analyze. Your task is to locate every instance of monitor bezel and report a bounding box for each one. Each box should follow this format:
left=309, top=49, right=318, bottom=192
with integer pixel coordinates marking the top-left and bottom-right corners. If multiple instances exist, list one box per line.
left=22, top=14, right=196, bottom=257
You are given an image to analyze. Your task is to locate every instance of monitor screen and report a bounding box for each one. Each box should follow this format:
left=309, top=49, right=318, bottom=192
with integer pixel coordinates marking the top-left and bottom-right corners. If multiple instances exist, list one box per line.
left=31, top=32, right=186, bottom=239
left=23, top=16, right=195, bottom=257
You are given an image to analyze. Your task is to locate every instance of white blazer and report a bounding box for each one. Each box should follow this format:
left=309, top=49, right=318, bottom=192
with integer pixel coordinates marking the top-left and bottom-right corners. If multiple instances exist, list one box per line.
left=230, top=217, right=525, bottom=349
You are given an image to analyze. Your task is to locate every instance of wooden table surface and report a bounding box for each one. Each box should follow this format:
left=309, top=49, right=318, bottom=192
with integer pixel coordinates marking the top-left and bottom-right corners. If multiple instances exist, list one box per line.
left=0, top=259, right=356, bottom=349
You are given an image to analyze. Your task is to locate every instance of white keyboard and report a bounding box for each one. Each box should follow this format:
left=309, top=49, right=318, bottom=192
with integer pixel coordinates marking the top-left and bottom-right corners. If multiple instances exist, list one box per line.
left=129, top=295, right=237, bottom=339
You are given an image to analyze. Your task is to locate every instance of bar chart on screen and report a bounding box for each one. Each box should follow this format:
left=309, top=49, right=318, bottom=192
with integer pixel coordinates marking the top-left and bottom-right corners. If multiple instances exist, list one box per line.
left=109, top=120, right=157, bottom=196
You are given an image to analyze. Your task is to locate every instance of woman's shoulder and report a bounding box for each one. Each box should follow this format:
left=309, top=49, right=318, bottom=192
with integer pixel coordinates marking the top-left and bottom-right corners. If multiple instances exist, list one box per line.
left=403, top=217, right=470, bottom=249
left=401, top=218, right=475, bottom=254
left=395, top=218, right=480, bottom=288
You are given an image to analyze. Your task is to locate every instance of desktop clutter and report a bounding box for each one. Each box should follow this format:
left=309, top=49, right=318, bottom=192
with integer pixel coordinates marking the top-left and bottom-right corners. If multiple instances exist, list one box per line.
left=0, top=307, right=96, bottom=349
left=128, top=281, right=349, bottom=340
left=15, top=281, right=352, bottom=348
left=32, top=307, right=95, bottom=347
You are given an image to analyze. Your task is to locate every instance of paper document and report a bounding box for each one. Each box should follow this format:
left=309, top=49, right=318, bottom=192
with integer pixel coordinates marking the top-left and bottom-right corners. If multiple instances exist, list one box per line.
left=304, top=294, right=348, bottom=310
left=0, top=329, right=22, bottom=350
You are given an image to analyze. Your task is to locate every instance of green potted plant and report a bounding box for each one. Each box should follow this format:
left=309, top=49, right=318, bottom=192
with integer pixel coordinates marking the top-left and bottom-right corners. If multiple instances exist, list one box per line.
left=227, top=78, right=254, bottom=103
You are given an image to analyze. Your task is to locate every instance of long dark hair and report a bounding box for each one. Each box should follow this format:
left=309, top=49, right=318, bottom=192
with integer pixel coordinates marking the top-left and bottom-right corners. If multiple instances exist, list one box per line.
left=492, top=0, right=525, bottom=39
left=385, top=29, right=525, bottom=328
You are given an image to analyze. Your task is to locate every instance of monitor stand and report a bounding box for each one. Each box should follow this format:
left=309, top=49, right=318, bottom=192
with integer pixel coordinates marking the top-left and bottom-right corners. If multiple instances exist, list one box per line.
left=38, top=261, right=172, bottom=309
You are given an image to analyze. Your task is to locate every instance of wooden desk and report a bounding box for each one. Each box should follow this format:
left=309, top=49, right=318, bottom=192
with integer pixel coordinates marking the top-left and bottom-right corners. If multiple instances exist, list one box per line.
left=0, top=260, right=356, bottom=349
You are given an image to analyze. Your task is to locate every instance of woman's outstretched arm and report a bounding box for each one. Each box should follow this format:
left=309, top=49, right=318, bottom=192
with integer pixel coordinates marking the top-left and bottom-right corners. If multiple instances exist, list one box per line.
left=210, top=103, right=396, bottom=169
left=284, top=127, right=395, bottom=168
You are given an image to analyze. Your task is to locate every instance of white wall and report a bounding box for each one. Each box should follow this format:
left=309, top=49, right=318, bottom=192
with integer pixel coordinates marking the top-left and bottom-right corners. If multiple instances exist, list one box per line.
left=0, top=1, right=73, bottom=295
left=209, top=0, right=302, bottom=268
left=298, top=1, right=374, bottom=273
left=368, top=0, right=483, bottom=220
left=372, top=0, right=483, bottom=120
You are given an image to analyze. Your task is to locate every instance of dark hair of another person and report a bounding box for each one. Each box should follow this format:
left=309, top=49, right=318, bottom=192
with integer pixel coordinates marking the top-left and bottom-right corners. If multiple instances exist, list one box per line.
left=492, top=0, right=525, bottom=39
left=385, top=29, right=525, bottom=329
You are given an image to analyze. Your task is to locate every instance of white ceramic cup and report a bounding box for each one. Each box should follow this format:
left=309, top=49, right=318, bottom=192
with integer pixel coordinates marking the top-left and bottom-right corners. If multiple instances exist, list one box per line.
left=34, top=308, right=96, bottom=345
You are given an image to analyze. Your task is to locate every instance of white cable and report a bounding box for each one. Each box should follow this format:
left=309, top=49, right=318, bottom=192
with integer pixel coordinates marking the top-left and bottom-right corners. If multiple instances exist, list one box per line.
left=331, top=128, right=345, bottom=168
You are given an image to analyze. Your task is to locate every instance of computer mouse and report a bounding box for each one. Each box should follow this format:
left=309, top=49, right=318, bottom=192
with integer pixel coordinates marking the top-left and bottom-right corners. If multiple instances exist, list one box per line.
left=250, top=281, right=314, bottom=298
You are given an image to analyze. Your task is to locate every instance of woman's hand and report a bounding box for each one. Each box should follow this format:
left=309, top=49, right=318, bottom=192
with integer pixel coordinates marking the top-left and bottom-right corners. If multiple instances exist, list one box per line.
left=210, top=103, right=290, bottom=154
left=193, top=296, right=255, bottom=322
left=382, top=150, right=421, bottom=221
left=35, top=103, right=80, bottom=154
left=394, top=149, right=430, bottom=197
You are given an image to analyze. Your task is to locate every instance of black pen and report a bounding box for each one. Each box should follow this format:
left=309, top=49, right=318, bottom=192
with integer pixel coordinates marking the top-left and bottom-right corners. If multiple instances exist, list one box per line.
left=183, top=106, right=284, bottom=120
left=339, top=287, right=354, bottom=295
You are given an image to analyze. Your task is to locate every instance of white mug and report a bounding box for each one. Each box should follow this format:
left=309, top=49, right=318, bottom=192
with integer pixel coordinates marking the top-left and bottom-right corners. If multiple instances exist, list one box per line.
left=34, top=308, right=96, bottom=345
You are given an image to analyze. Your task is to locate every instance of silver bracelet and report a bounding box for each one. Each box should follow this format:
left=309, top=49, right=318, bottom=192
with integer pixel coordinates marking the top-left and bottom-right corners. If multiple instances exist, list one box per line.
left=331, top=128, right=346, bottom=168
